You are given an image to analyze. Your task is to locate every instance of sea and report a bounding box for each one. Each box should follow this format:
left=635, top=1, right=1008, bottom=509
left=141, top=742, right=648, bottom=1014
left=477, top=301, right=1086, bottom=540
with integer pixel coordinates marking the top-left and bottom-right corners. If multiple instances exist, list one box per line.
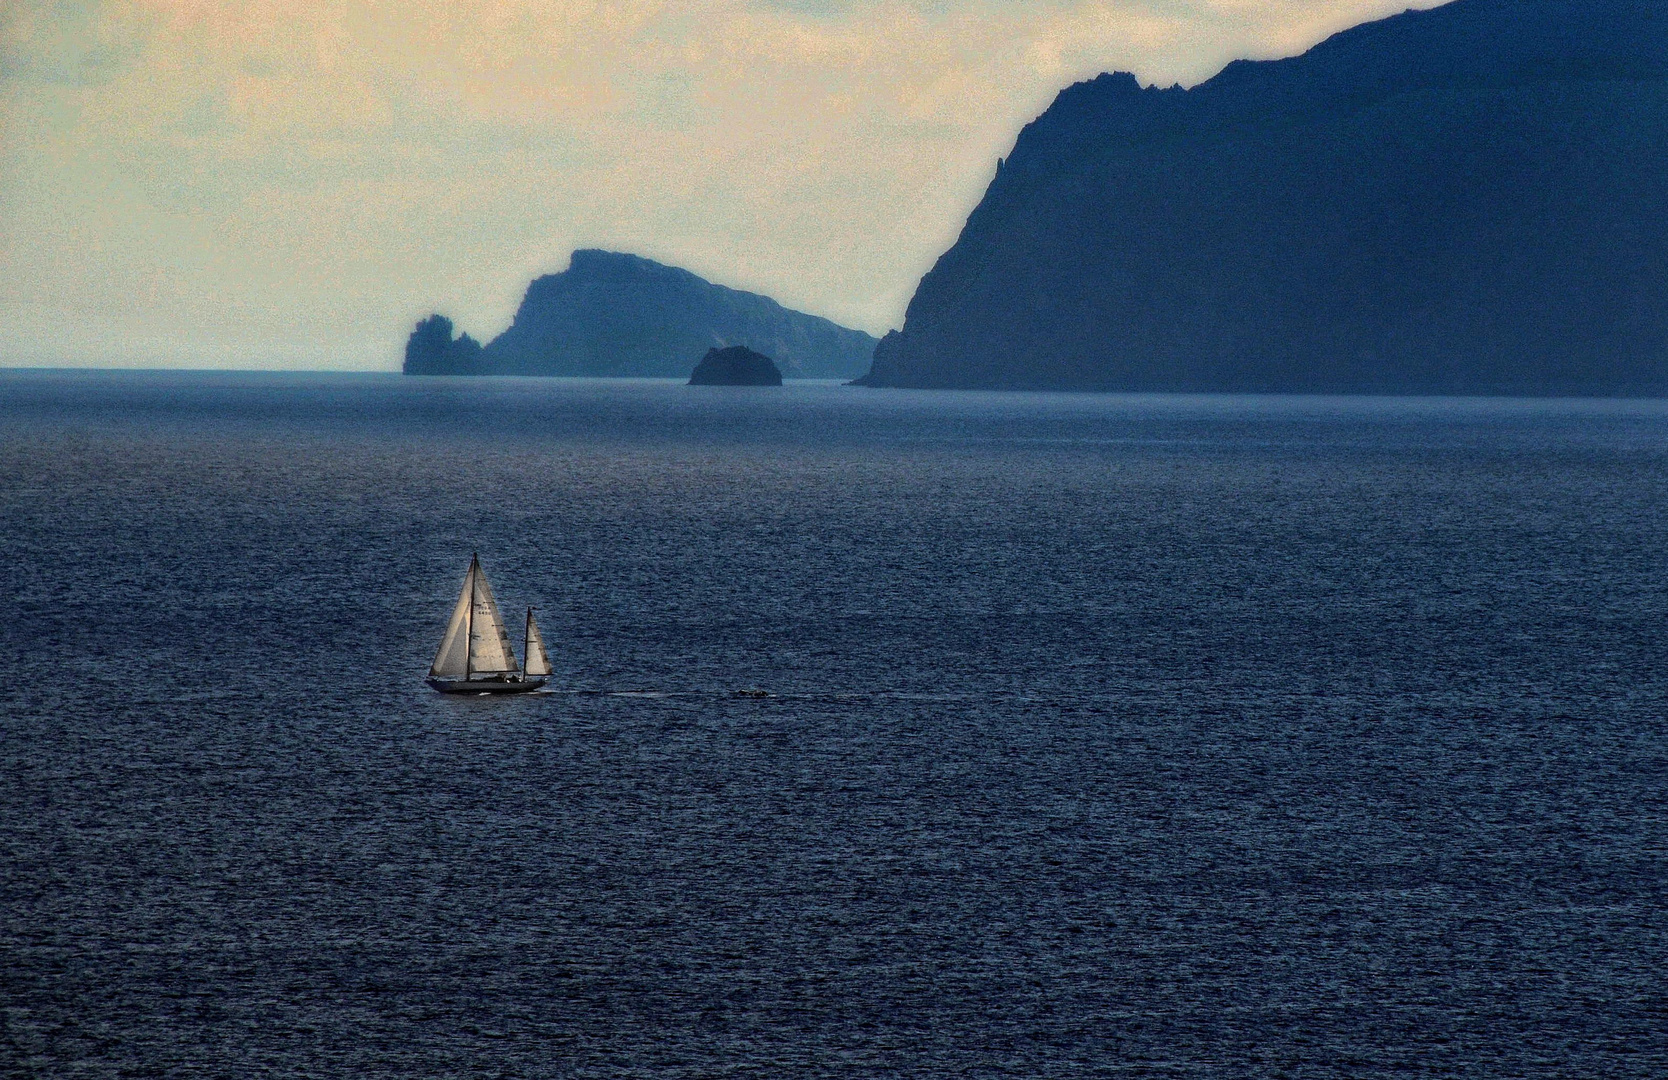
left=3, top=369, right=1666, bottom=1078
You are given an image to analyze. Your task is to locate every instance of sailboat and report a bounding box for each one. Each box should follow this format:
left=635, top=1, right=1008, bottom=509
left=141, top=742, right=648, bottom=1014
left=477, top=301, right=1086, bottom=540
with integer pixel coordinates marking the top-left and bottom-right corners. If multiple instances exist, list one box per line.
left=426, top=554, right=553, bottom=694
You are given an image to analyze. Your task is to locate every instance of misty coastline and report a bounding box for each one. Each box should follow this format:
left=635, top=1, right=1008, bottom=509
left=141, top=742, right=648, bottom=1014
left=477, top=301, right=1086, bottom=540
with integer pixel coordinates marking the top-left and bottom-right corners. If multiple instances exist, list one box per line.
left=405, top=0, right=1668, bottom=400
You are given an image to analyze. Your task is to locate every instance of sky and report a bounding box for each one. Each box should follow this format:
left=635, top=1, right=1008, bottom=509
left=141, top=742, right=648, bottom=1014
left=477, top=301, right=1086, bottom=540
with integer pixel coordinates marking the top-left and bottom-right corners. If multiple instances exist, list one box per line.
left=0, top=0, right=1435, bottom=370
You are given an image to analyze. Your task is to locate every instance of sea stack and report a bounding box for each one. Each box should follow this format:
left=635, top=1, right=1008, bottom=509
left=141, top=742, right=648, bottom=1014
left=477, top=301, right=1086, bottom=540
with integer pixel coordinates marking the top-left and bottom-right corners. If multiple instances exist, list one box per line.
left=689, top=346, right=783, bottom=386
left=404, top=315, right=484, bottom=376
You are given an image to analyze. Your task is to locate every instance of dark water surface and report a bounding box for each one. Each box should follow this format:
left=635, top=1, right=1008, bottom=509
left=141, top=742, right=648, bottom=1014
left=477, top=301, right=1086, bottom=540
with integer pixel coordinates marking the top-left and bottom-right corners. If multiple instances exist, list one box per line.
left=3, top=371, right=1667, bottom=1077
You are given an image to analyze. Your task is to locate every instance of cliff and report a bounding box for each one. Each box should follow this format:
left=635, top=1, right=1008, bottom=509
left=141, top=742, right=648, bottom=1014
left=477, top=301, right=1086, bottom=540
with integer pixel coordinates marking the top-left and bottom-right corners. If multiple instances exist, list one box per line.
left=406, top=250, right=877, bottom=379
left=858, top=0, right=1668, bottom=395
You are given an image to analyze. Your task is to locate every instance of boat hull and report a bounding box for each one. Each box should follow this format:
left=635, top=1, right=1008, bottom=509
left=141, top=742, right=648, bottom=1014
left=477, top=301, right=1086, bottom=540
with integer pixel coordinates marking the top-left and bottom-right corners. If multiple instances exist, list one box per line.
left=427, top=676, right=548, bottom=695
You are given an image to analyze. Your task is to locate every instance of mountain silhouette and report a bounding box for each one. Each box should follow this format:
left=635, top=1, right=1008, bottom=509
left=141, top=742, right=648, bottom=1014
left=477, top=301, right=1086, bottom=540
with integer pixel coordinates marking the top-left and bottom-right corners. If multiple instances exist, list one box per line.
left=407, top=250, right=876, bottom=379
left=857, top=0, right=1668, bottom=395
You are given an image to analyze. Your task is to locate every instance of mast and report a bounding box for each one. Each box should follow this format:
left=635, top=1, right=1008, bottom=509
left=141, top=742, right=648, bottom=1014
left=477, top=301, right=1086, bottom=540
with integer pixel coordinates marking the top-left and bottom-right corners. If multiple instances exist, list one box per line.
left=465, top=552, right=475, bottom=682
left=524, top=607, right=533, bottom=683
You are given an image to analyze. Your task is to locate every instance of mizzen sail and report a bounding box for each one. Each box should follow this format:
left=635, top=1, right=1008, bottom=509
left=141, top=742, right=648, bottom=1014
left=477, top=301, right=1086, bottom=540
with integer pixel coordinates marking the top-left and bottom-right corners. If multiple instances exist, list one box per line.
left=524, top=609, right=553, bottom=677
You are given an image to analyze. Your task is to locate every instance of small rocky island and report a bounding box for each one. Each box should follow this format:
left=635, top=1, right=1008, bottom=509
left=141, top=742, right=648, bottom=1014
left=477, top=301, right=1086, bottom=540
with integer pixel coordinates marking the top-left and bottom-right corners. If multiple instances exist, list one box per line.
left=689, top=346, right=783, bottom=386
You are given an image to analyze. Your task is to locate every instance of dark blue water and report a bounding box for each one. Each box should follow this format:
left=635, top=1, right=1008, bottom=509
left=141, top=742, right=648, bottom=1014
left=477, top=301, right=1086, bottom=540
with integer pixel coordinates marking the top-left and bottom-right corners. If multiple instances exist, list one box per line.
left=4, top=370, right=1667, bottom=1077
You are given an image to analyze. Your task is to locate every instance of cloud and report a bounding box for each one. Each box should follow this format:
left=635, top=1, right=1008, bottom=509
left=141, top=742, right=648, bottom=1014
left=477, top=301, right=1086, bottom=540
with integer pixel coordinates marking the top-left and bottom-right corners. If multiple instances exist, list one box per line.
left=0, top=0, right=1434, bottom=367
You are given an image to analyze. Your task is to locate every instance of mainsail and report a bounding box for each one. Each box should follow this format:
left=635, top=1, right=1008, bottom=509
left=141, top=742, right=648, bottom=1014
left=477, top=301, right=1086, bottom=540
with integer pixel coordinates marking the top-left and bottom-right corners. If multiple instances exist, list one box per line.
left=467, top=562, right=521, bottom=675
left=429, top=556, right=522, bottom=679
left=524, top=609, right=553, bottom=677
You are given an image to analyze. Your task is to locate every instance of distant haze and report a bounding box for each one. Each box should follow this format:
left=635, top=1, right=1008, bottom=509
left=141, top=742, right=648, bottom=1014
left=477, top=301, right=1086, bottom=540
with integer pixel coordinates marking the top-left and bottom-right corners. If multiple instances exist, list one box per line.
left=1, top=1, right=1434, bottom=369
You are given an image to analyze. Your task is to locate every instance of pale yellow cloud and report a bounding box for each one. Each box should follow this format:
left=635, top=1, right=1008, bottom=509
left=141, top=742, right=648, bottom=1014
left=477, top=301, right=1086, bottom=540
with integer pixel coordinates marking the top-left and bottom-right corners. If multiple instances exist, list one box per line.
left=1, top=0, right=1435, bottom=368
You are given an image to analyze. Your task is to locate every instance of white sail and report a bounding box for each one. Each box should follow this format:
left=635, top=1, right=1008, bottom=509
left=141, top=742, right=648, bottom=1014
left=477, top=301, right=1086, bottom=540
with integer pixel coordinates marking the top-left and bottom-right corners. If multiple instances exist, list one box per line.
left=524, top=609, right=553, bottom=677
left=429, top=561, right=476, bottom=678
left=468, top=563, right=521, bottom=675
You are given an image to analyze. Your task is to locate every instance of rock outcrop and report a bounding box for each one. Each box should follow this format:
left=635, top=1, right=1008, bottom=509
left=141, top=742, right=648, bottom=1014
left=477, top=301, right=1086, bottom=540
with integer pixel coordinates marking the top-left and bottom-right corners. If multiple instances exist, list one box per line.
left=857, top=0, right=1668, bottom=396
left=403, top=315, right=483, bottom=376
left=405, top=250, right=876, bottom=379
left=688, top=345, right=783, bottom=386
